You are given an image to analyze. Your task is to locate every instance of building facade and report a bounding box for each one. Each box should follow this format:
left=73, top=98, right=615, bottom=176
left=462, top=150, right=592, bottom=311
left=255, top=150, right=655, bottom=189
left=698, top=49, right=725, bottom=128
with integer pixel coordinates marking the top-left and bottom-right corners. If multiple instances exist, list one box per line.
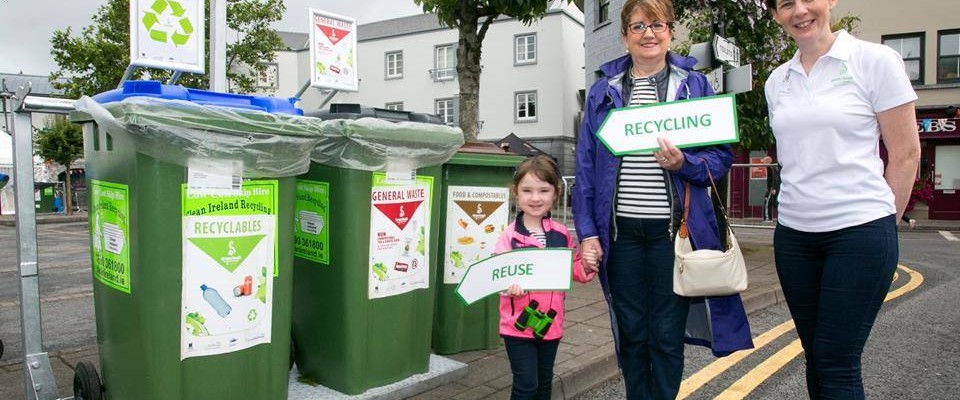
left=266, top=2, right=585, bottom=175
left=834, top=0, right=960, bottom=220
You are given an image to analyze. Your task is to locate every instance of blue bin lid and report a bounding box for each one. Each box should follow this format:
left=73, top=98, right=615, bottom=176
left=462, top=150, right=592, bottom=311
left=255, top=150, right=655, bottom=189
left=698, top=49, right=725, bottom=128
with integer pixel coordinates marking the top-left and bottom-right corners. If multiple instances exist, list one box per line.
left=92, top=80, right=302, bottom=115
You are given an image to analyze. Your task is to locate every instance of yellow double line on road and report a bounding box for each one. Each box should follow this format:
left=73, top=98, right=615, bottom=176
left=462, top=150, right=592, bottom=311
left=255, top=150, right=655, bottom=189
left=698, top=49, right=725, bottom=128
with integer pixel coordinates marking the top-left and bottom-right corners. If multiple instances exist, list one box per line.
left=679, top=265, right=924, bottom=399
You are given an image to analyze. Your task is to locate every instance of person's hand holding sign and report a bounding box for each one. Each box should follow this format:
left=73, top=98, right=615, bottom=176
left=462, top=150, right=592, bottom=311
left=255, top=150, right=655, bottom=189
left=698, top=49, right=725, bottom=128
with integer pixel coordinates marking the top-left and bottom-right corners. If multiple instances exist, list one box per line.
left=653, top=137, right=684, bottom=171
left=506, top=283, right=526, bottom=297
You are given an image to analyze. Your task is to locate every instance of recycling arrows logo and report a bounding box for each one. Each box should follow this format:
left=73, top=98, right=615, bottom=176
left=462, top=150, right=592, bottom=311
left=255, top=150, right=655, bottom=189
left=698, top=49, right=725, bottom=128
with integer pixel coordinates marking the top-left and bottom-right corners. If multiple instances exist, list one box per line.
left=142, top=0, right=194, bottom=46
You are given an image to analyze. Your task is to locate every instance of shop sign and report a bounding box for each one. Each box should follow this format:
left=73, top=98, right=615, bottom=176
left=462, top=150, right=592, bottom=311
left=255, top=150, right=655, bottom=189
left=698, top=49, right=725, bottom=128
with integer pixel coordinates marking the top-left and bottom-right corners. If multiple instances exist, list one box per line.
left=918, top=118, right=958, bottom=135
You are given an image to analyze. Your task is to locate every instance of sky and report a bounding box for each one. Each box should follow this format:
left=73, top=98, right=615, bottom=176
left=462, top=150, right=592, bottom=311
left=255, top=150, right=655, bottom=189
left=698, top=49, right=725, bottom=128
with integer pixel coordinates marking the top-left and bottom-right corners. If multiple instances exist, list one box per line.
left=0, top=0, right=425, bottom=76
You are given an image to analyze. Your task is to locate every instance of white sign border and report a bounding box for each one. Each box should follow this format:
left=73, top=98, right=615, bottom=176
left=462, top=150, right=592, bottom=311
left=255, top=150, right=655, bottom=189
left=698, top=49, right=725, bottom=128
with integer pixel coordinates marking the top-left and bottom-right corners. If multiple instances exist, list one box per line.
left=596, top=94, right=740, bottom=156
left=455, top=248, right=573, bottom=306
left=129, top=0, right=206, bottom=74
left=308, top=8, right=359, bottom=92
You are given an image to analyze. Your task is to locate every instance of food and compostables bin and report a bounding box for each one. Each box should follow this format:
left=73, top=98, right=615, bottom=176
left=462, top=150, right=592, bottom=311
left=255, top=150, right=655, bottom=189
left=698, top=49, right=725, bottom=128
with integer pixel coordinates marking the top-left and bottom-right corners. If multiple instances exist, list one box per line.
left=71, top=80, right=324, bottom=400
left=291, top=105, right=462, bottom=394
left=433, top=146, right=525, bottom=354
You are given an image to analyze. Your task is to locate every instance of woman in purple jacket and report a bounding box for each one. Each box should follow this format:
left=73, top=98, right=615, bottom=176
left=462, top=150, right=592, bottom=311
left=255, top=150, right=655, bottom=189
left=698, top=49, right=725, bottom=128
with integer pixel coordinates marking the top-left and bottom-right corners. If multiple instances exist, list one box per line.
left=573, top=1, right=753, bottom=399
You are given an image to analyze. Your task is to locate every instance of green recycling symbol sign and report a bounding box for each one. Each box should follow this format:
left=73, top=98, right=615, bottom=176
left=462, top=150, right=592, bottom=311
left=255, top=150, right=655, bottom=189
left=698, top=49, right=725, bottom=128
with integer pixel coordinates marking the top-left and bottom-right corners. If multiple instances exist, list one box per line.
left=142, top=0, right=194, bottom=46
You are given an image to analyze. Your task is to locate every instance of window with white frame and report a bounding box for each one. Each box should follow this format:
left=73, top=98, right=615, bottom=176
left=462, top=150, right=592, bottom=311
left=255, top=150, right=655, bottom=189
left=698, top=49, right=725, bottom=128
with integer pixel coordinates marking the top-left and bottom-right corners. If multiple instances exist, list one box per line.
left=385, top=51, right=403, bottom=79
left=515, top=91, right=537, bottom=122
left=515, top=33, right=537, bottom=65
left=435, top=98, right=457, bottom=125
left=433, top=44, right=456, bottom=81
left=883, top=33, right=923, bottom=85
left=938, top=30, right=960, bottom=83
left=385, top=102, right=404, bottom=111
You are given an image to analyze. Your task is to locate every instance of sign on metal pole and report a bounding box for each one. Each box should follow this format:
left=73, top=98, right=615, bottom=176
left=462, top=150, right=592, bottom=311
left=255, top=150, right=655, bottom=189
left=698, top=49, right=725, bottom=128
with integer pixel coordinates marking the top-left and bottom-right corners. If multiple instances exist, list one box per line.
left=129, top=0, right=205, bottom=74
left=309, top=9, right=358, bottom=92
left=689, top=42, right=712, bottom=71
left=712, top=35, right=741, bottom=68
left=724, top=64, right=754, bottom=94
left=705, top=67, right=724, bottom=95
left=596, top=94, right=740, bottom=155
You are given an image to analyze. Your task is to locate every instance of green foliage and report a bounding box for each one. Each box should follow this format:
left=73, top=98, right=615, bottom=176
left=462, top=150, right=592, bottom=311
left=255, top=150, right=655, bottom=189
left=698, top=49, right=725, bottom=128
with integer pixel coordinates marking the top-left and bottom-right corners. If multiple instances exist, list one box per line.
left=415, top=0, right=556, bottom=28
left=50, top=0, right=286, bottom=98
left=672, top=1, right=859, bottom=151
left=34, top=116, right=83, bottom=168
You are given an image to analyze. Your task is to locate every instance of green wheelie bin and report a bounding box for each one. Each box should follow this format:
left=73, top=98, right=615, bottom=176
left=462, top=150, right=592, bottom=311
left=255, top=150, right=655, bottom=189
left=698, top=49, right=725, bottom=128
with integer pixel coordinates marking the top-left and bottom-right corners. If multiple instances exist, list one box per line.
left=291, top=106, right=463, bottom=394
left=72, top=81, right=323, bottom=400
left=433, top=146, right=525, bottom=354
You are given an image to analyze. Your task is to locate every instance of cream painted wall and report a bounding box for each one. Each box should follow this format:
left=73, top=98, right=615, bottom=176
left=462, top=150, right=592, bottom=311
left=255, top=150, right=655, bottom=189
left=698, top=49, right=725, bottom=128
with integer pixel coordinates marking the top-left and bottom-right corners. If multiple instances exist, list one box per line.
left=834, top=0, right=960, bottom=106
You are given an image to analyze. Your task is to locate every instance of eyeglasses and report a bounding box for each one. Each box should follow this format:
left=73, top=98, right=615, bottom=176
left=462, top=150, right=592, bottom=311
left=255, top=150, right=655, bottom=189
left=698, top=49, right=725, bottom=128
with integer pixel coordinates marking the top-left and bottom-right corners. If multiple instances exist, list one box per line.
left=627, top=21, right=674, bottom=35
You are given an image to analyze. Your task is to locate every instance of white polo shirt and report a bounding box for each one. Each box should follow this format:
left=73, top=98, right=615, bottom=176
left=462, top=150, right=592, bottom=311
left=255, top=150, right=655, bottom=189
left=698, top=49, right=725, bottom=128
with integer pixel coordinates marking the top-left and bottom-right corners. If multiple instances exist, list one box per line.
left=765, top=30, right=917, bottom=232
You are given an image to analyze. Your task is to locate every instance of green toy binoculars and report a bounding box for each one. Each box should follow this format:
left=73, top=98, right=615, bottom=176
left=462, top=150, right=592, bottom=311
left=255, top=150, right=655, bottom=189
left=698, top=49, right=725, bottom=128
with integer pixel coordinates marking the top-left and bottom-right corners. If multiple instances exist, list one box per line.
left=513, top=300, right=557, bottom=339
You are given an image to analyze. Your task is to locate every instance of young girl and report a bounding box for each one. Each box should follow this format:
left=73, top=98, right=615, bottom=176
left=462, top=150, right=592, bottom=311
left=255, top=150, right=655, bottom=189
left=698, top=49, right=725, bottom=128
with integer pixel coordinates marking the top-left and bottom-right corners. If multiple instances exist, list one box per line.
left=494, top=155, right=596, bottom=400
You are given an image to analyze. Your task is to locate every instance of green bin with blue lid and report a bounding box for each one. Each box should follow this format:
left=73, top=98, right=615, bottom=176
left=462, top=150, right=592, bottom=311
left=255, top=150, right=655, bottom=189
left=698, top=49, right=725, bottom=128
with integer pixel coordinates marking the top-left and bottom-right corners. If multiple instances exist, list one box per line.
left=432, top=146, right=525, bottom=354
left=290, top=105, right=462, bottom=394
left=70, top=80, right=324, bottom=400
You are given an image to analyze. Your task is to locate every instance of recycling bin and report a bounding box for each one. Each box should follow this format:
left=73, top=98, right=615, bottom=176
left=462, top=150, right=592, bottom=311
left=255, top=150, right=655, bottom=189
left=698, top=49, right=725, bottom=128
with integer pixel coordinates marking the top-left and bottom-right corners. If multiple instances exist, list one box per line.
left=34, top=182, right=56, bottom=212
left=433, top=147, right=525, bottom=354
left=291, top=105, right=462, bottom=394
left=72, top=80, right=323, bottom=400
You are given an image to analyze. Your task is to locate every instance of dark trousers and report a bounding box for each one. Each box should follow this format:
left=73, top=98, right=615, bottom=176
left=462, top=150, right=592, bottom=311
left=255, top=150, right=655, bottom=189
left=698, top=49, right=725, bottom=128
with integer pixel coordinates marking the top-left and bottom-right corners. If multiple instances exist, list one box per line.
left=503, top=336, right=560, bottom=400
left=607, top=217, right=690, bottom=400
left=774, top=215, right=898, bottom=399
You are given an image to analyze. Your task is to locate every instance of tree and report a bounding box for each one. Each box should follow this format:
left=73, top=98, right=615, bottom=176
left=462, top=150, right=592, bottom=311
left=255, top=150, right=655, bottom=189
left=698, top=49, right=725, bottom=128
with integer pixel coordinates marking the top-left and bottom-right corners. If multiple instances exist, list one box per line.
left=50, top=0, right=286, bottom=98
left=414, top=0, right=570, bottom=142
left=672, top=0, right=859, bottom=151
left=35, top=116, right=84, bottom=215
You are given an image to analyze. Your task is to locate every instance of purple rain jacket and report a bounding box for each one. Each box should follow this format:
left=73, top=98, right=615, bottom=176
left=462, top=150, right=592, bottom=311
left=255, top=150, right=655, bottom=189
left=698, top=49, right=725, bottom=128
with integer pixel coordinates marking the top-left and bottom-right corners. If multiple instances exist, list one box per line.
left=574, top=52, right=754, bottom=357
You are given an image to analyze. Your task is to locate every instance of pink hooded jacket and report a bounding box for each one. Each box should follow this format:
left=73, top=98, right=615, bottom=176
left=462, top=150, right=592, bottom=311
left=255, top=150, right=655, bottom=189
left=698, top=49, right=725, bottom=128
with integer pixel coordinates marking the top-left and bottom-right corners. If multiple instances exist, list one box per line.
left=495, top=213, right=595, bottom=341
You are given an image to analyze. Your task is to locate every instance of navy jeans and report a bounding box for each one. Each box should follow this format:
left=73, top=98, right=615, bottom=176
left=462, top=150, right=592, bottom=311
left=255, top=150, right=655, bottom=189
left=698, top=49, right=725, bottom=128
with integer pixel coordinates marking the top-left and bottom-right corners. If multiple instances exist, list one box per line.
left=607, top=217, right=689, bottom=400
left=774, top=215, right=898, bottom=400
left=503, top=336, right=560, bottom=400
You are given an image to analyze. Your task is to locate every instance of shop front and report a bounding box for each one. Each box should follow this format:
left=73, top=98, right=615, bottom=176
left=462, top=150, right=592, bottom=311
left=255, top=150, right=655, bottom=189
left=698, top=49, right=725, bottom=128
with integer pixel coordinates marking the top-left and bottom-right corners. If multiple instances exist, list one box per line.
left=917, top=106, right=960, bottom=220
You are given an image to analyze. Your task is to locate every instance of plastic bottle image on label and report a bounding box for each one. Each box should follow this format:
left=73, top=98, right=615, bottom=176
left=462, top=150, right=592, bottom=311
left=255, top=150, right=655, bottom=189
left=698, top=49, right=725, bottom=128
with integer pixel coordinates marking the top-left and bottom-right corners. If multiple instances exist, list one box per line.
left=201, top=284, right=232, bottom=317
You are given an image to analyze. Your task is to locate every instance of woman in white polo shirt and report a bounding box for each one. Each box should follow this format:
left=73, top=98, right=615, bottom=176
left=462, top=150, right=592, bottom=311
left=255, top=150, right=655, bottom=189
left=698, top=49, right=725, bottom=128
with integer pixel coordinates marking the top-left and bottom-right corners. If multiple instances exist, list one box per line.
left=763, top=0, right=920, bottom=398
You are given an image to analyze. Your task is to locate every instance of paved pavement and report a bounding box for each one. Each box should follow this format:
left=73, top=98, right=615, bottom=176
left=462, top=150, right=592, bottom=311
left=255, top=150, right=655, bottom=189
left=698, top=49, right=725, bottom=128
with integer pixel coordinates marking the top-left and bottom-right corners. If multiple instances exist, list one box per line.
left=1, top=214, right=956, bottom=399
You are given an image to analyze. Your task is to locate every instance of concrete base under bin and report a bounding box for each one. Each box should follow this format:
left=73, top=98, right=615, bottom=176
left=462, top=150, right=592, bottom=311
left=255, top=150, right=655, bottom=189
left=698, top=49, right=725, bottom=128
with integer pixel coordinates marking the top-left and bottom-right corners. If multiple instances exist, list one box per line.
left=288, top=355, right=467, bottom=399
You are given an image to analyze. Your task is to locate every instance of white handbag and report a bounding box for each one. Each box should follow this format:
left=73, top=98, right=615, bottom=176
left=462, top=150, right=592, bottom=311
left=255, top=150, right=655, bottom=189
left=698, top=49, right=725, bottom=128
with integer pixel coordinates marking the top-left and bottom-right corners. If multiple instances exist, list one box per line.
left=673, top=173, right=748, bottom=297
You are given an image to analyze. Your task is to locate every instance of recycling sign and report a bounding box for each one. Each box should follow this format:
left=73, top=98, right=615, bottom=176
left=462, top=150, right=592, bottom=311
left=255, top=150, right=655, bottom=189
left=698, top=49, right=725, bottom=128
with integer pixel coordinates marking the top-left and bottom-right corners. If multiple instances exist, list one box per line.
left=142, top=0, right=195, bottom=46
left=130, top=0, right=205, bottom=74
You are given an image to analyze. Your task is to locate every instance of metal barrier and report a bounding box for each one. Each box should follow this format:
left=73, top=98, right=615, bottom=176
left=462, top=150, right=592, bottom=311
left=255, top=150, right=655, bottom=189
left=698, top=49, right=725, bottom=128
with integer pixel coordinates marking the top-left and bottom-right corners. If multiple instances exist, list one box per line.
left=560, top=175, right=574, bottom=225
left=3, top=83, right=77, bottom=400
left=726, top=163, right=779, bottom=229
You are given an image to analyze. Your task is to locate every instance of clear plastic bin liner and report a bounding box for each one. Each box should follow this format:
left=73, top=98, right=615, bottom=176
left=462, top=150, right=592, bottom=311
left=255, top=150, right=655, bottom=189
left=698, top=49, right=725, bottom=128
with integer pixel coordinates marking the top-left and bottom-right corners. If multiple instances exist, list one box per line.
left=77, top=96, right=325, bottom=178
left=312, top=117, right=465, bottom=172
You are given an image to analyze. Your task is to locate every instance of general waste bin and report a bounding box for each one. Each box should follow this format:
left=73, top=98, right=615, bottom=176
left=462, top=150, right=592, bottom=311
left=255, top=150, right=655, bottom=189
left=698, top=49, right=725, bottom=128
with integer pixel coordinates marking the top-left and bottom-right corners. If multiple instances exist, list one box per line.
left=291, top=106, right=462, bottom=394
left=72, top=80, right=323, bottom=400
left=433, top=146, right=525, bottom=354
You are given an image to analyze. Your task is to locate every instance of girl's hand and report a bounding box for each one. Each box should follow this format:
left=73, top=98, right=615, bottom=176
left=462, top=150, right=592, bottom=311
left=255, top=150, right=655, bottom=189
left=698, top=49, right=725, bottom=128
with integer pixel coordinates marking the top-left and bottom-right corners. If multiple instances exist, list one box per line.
left=506, top=284, right=526, bottom=297
left=654, top=137, right=685, bottom=171
left=580, top=239, right=602, bottom=273
left=582, top=247, right=599, bottom=273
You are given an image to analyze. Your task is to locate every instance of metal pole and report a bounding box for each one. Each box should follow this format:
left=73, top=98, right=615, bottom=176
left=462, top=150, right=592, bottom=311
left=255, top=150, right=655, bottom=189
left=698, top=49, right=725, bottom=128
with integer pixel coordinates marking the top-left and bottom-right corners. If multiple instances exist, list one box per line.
left=11, top=86, right=60, bottom=400
left=293, top=79, right=311, bottom=101
left=167, top=71, right=183, bottom=86
left=209, top=0, right=227, bottom=91
left=118, top=64, right=137, bottom=89
left=317, top=89, right=339, bottom=110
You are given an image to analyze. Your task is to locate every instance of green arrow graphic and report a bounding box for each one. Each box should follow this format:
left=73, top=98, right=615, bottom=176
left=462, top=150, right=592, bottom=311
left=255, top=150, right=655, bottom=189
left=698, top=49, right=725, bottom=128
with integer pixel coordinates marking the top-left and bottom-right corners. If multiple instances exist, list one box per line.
left=188, top=235, right=266, bottom=272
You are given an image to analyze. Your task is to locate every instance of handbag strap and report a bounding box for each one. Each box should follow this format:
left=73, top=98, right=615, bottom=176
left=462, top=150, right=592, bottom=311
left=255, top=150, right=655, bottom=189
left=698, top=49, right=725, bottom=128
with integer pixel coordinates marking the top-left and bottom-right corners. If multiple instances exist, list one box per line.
left=679, top=182, right=690, bottom=238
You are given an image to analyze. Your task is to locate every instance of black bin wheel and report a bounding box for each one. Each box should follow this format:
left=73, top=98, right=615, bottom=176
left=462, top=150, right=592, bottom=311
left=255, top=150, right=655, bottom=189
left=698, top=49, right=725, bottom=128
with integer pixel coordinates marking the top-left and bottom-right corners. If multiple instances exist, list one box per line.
left=73, top=360, right=103, bottom=400
left=0, top=338, right=4, bottom=360
left=289, top=337, right=296, bottom=371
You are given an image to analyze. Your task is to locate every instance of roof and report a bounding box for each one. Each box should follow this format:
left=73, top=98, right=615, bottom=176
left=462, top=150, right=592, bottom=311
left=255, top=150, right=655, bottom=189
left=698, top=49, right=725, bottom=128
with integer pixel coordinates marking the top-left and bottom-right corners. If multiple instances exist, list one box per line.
left=495, top=133, right=549, bottom=157
left=277, top=31, right=308, bottom=51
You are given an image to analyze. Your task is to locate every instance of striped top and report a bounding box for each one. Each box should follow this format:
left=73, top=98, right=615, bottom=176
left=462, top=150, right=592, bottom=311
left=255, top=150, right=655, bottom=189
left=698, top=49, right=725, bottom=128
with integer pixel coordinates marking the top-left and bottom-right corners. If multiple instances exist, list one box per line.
left=530, top=231, right=547, bottom=246
left=616, top=76, right=670, bottom=219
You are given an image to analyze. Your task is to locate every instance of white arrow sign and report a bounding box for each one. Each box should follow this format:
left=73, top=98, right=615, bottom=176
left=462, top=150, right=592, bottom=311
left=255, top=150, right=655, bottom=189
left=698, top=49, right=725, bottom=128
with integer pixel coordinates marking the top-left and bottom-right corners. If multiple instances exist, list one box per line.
left=455, top=248, right=572, bottom=305
left=713, top=35, right=741, bottom=68
left=596, top=94, right=740, bottom=155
